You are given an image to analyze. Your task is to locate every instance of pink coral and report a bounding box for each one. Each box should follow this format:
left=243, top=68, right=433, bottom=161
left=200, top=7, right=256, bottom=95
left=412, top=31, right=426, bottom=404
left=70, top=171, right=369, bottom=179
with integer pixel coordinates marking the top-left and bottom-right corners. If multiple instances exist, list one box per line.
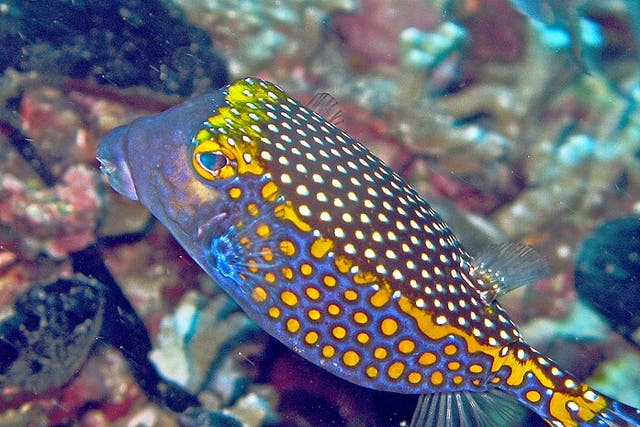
left=0, top=165, right=101, bottom=259
left=333, top=0, right=440, bottom=67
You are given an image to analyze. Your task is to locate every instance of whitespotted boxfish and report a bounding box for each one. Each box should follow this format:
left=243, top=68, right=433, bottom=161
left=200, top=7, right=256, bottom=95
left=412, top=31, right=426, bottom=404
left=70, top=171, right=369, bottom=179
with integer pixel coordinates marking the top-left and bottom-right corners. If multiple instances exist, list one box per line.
left=98, top=77, right=640, bottom=426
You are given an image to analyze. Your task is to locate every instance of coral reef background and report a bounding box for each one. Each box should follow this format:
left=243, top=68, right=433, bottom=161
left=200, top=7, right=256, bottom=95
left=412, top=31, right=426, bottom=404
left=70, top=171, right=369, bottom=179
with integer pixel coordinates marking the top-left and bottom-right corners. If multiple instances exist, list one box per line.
left=1, top=0, right=639, bottom=426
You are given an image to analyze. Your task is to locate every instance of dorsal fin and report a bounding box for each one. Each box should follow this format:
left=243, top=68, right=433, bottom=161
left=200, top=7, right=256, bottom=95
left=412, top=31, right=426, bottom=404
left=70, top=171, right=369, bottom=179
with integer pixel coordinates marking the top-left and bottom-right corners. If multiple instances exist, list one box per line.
left=409, top=390, right=528, bottom=427
left=306, top=92, right=344, bottom=126
left=472, top=242, right=551, bottom=304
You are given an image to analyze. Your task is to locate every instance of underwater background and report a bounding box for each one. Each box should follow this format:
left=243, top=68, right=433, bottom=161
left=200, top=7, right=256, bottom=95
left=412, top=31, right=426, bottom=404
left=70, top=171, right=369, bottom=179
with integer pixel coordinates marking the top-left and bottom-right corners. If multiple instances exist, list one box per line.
left=0, top=0, right=639, bottom=426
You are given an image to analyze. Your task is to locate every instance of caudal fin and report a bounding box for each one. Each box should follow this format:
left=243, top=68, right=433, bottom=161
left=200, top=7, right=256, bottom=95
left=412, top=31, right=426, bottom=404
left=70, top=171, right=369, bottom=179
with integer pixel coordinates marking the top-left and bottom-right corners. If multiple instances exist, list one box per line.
left=583, top=397, right=640, bottom=427
left=495, top=342, right=640, bottom=427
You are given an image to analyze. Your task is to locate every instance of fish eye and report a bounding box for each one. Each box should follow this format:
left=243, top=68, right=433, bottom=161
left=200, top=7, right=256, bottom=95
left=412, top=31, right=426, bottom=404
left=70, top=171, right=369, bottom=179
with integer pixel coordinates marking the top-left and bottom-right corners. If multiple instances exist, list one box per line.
left=195, top=151, right=228, bottom=176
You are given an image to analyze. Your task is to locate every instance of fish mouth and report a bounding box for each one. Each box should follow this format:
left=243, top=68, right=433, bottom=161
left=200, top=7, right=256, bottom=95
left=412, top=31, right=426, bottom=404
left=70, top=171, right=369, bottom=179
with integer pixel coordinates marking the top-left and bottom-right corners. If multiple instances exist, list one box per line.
left=97, top=126, right=139, bottom=200
left=97, top=157, right=116, bottom=175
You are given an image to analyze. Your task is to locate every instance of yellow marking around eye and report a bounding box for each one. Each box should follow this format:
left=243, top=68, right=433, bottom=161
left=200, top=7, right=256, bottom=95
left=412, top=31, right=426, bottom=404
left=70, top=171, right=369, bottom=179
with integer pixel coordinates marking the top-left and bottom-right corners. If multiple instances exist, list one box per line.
left=279, top=240, right=296, bottom=256
left=192, top=141, right=236, bottom=181
left=380, top=318, right=399, bottom=336
left=286, top=318, right=300, bottom=333
left=310, top=237, right=334, bottom=259
left=192, top=79, right=287, bottom=181
left=195, top=128, right=212, bottom=140
left=274, top=201, right=312, bottom=232
left=387, top=361, right=405, bottom=379
left=280, top=290, right=299, bottom=306
left=252, top=286, right=267, bottom=302
left=343, top=350, right=361, bottom=367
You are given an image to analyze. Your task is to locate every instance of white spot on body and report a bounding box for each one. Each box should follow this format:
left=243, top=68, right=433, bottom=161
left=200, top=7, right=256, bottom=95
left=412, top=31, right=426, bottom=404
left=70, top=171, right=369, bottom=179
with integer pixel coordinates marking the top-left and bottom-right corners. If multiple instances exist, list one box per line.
left=281, top=173, right=292, bottom=184
left=298, top=205, right=311, bottom=217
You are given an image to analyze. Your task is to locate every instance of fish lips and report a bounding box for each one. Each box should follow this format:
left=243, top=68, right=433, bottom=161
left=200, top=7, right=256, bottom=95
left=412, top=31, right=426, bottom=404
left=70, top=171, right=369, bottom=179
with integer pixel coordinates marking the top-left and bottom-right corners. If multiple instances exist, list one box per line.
left=97, top=125, right=139, bottom=201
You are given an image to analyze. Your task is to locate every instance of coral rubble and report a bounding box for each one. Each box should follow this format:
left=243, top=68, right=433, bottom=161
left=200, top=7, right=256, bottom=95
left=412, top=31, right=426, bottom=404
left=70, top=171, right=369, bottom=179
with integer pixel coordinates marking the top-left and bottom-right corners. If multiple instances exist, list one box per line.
left=1, top=0, right=640, bottom=425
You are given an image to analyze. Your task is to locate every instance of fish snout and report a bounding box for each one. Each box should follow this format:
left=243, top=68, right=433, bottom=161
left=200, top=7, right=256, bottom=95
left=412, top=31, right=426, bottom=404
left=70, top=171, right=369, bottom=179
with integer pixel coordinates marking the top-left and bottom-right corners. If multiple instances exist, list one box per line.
left=97, top=126, right=139, bottom=200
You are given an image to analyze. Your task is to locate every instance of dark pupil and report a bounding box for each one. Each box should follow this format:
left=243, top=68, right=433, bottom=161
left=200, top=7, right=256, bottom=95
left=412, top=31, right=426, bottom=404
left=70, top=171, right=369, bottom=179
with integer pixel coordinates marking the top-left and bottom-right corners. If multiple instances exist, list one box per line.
left=199, top=152, right=227, bottom=172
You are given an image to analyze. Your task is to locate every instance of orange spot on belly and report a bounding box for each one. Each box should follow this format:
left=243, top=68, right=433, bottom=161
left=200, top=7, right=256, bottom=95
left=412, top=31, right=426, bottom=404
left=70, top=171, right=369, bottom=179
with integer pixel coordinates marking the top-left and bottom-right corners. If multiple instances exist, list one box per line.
left=430, top=371, right=444, bottom=385
left=418, top=352, right=437, bottom=366
left=387, top=361, right=406, bottom=379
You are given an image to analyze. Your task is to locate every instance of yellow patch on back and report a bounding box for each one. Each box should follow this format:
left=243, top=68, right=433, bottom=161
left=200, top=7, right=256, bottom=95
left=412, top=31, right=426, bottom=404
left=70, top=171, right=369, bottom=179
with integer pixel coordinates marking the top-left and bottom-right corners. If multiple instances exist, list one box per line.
left=191, top=78, right=287, bottom=182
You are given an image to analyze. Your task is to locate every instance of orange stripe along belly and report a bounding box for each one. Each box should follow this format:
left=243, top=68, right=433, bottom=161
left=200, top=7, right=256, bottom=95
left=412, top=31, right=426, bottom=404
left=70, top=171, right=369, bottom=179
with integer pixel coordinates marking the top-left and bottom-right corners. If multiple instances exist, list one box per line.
left=98, top=77, right=640, bottom=427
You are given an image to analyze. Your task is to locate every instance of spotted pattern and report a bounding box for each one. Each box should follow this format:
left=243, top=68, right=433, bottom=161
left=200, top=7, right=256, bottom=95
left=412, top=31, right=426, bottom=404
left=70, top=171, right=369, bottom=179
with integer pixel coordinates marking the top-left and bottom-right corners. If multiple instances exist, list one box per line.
left=185, top=78, right=639, bottom=427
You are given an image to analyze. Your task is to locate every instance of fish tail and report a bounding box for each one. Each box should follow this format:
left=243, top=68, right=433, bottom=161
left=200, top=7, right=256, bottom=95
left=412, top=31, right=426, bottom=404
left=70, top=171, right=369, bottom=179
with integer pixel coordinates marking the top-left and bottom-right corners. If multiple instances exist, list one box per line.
left=495, top=342, right=640, bottom=426
left=588, top=397, right=640, bottom=427
left=546, top=382, right=640, bottom=427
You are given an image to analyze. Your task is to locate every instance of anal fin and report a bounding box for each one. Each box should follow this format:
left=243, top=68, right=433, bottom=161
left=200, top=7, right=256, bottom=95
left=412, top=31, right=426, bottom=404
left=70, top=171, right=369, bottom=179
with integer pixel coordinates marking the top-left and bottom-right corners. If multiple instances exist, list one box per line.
left=409, top=389, right=529, bottom=427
